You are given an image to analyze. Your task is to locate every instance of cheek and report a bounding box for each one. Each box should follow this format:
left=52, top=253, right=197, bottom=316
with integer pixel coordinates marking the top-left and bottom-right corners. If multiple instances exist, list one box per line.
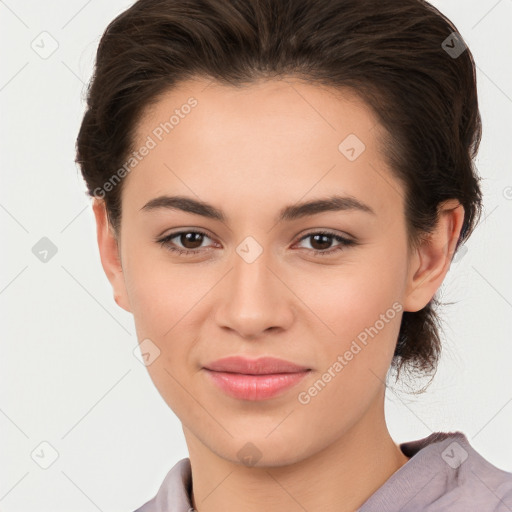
left=122, top=245, right=198, bottom=334
left=288, top=251, right=406, bottom=402
left=290, top=273, right=403, bottom=435
left=123, top=256, right=201, bottom=412
left=292, top=258, right=404, bottom=345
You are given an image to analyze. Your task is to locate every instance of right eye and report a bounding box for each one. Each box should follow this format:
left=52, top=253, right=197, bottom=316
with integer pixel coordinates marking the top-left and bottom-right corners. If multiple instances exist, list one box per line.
left=156, top=229, right=217, bottom=256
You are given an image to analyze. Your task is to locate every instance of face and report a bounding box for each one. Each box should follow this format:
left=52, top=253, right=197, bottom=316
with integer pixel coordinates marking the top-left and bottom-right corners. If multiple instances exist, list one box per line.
left=94, top=77, right=455, bottom=467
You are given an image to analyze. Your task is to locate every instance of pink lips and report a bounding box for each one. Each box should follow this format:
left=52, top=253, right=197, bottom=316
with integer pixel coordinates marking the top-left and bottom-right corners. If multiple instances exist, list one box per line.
left=203, top=356, right=311, bottom=401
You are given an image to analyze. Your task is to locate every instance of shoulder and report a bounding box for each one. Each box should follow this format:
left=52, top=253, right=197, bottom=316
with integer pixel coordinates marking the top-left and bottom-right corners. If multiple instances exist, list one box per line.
left=454, top=433, right=512, bottom=511
left=406, top=431, right=512, bottom=511
left=359, top=431, right=512, bottom=511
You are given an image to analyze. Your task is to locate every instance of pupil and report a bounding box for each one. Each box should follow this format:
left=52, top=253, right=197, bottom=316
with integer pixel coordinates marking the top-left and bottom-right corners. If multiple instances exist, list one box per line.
left=182, top=232, right=203, bottom=249
left=312, top=234, right=332, bottom=250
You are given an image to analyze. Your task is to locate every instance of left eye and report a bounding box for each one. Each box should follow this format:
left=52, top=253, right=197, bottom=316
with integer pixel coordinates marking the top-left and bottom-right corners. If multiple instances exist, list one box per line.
left=156, top=230, right=356, bottom=256
left=295, top=232, right=355, bottom=254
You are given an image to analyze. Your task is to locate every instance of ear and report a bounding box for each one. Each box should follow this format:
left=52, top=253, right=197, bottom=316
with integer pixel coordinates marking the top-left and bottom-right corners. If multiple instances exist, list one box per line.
left=92, top=198, right=132, bottom=313
left=403, top=199, right=465, bottom=312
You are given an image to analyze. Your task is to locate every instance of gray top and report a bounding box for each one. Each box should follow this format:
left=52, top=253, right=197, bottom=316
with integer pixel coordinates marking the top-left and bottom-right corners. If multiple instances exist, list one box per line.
left=133, top=431, right=512, bottom=511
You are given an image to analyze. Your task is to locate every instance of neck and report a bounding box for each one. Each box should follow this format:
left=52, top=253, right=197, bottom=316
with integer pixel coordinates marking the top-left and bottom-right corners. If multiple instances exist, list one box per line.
left=184, top=390, right=410, bottom=512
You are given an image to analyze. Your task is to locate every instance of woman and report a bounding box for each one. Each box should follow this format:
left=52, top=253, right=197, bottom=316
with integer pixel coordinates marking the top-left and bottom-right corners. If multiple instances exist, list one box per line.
left=75, top=0, right=512, bottom=510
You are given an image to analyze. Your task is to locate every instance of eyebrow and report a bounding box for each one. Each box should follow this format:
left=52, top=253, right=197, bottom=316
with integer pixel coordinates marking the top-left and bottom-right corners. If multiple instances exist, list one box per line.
left=140, top=194, right=376, bottom=222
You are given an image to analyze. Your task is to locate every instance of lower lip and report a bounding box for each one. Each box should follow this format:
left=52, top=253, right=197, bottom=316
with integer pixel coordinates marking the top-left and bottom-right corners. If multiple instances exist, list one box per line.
left=203, top=369, right=310, bottom=400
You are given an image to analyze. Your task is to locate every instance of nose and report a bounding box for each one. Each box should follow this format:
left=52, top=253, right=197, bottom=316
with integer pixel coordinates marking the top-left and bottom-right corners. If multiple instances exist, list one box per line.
left=214, top=246, right=295, bottom=340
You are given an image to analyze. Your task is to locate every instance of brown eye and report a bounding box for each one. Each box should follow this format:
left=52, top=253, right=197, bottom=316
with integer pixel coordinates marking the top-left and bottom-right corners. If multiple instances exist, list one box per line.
left=179, top=232, right=205, bottom=249
left=309, top=233, right=335, bottom=251
left=296, top=231, right=356, bottom=256
left=156, top=229, right=215, bottom=255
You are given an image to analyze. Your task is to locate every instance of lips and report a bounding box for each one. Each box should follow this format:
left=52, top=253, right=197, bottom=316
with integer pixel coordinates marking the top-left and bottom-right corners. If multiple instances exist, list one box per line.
left=204, top=356, right=310, bottom=375
left=203, top=356, right=311, bottom=400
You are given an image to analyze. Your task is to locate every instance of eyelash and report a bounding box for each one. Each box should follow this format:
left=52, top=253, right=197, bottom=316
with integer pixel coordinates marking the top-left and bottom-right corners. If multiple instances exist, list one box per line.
left=156, top=229, right=357, bottom=257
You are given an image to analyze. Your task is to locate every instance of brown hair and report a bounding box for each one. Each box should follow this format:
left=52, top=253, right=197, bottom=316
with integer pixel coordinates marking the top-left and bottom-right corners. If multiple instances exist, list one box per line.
left=75, top=0, right=483, bottom=389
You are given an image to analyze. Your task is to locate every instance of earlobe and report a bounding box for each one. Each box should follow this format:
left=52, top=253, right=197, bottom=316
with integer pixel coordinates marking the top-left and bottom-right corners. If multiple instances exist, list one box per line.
left=92, top=198, right=132, bottom=313
left=403, top=199, right=465, bottom=313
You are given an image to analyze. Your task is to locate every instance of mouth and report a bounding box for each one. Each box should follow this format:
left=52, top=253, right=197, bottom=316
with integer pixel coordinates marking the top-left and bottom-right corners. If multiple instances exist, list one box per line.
left=204, top=355, right=310, bottom=374
left=203, top=356, right=311, bottom=401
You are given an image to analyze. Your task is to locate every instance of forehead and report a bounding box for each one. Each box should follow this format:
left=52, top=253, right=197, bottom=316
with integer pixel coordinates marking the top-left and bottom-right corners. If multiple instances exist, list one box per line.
left=137, top=76, right=381, bottom=144
left=124, top=77, right=401, bottom=223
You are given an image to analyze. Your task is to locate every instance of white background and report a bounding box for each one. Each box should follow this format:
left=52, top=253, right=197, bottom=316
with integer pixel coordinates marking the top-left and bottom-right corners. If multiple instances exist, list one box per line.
left=1, top=0, right=511, bottom=510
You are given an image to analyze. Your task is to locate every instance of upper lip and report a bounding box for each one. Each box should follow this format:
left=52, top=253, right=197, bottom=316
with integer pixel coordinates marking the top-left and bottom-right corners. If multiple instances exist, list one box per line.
left=204, top=356, right=310, bottom=375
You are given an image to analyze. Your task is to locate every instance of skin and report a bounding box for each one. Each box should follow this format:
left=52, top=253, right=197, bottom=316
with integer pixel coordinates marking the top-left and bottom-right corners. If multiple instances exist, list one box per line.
left=93, top=77, right=464, bottom=512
